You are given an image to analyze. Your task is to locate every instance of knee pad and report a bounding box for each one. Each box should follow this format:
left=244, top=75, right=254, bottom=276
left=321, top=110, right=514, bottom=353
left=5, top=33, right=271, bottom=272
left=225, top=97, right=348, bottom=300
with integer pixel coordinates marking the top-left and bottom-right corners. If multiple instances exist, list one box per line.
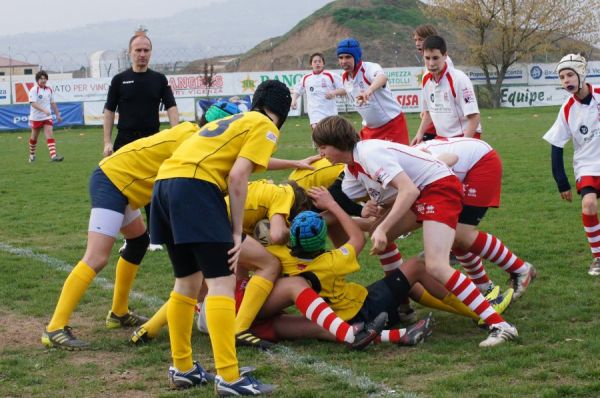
left=121, top=232, right=150, bottom=265
left=383, top=269, right=411, bottom=307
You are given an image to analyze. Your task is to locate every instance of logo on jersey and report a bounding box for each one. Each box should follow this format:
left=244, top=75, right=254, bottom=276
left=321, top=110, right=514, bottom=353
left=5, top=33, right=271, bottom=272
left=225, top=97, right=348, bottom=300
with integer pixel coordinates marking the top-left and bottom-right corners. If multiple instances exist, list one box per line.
left=580, top=125, right=589, bottom=135
left=309, top=86, right=315, bottom=92
left=340, top=246, right=349, bottom=256
left=374, top=167, right=389, bottom=184
left=430, top=93, right=435, bottom=103
left=122, top=80, right=134, bottom=85
left=266, top=131, right=278, bottom=143
left=463, top=88, right=476, bottom=104
left=38, top=95, right=43, bottom=100
left=297, top=263, right=307, bottom=271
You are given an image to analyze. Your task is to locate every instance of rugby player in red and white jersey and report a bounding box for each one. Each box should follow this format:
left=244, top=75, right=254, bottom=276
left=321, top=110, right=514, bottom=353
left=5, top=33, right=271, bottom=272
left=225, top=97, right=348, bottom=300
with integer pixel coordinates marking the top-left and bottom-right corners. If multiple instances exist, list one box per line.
left=543, top=54, right=600, bottom=276
left=28, top=70, right=64, bottom=162
left=313, top=116, right=518, bottom=347
left=291, top=53, right=344, bottom=129
left=411, top=36, right=482, bottom=145
left=417, top=137, right=537, bottom=299
left=336, top=38, right=409, bottom=145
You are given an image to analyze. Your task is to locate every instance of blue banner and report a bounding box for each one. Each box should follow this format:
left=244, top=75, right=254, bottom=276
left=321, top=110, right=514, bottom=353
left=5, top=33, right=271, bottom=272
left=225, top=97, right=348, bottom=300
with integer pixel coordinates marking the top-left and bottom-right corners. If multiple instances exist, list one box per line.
left=0, top=102, right=84, bottom=131
left=196, top=95, right=251, bottom=120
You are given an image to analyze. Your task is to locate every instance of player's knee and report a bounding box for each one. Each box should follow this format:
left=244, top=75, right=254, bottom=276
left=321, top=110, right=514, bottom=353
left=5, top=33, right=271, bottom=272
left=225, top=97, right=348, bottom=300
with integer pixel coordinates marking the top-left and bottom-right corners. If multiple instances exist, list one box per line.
left=582, top=195, right=598, bottom=214
left=121, top=232, right=150, bottom=265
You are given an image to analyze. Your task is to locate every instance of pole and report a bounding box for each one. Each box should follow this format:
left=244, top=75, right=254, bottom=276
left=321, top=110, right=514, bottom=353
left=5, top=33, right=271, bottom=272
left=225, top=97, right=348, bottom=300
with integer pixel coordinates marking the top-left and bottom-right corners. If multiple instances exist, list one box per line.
left=8, top=45, right=13, bottom=104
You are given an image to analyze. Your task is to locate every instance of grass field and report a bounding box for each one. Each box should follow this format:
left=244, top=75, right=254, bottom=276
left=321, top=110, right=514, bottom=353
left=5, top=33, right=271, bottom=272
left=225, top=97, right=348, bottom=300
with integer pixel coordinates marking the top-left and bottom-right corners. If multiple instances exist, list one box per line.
left=1, top=107, right=599, bottom=398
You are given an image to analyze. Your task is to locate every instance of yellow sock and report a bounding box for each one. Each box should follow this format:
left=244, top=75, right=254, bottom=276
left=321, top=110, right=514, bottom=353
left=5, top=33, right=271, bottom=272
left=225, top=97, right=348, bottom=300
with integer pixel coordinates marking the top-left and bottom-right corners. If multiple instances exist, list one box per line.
left=168, top=291, right=196, bottom=372
left=111, top=257, right=139, bottom=316
left=417, top=290, right=477, bottom=320
left=235, top=275, right=273, bottom=334
left=442, top=293, right=479, bottom=321
left=206, top=296, right=239, bottom=382
left=47, top=261, right=96, bottom=332
left=142, top=300, right=168, bottom=337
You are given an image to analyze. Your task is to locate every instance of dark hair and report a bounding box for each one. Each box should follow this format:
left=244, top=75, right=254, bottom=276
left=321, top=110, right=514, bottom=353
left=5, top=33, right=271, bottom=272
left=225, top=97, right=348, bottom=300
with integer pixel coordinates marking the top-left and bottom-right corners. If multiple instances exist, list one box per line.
left=312, top=116, right=359, bottom=151
left=423, top=35, right=447, bottom=54
left=129, top=34, right=152, bottom=50
left=310, top=53, right=324, bottom=64
left=35, top=70, right=48, bottom=81
left=414, top=25, right=438, bottom=39
left=287, top=180, right=311, bottom=220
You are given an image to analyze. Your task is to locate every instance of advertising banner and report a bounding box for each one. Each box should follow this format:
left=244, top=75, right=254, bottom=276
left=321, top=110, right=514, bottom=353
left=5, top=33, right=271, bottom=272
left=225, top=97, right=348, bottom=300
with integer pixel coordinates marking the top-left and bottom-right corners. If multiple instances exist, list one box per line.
left=499, top=86, right=570, bottom=108
left=526, top=61, right=600, bottom=86
left=0, top=102, right=83, bottom=130
left=460, top=65, right=528, bottom=85
left=84, top=98, right=197, bottom=126
left=0, top=82, right=10, bottom=105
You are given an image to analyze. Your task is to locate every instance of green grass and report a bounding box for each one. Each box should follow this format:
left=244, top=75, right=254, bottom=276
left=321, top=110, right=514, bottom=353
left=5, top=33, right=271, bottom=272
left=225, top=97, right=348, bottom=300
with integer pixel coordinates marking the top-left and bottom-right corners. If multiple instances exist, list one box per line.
left=1, top=107, right=600, bottom=397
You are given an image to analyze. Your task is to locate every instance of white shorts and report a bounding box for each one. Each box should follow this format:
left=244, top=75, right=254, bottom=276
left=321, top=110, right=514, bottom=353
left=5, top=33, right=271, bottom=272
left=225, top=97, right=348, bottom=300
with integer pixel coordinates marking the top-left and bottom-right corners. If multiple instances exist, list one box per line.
left=88, top=206, right=142, bottom=238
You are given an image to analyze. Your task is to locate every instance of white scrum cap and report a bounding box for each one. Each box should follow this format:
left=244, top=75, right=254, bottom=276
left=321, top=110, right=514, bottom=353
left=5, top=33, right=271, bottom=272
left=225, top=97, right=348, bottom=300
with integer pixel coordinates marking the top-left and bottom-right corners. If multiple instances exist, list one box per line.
left=556, top=54, right=587, bottom=88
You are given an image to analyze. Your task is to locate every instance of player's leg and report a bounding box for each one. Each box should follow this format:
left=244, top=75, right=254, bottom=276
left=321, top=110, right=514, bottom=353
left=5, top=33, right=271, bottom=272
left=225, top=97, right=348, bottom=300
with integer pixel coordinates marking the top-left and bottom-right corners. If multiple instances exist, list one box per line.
left=43, top=122, right=63, bottom=161
left=28, top=125, right=41, bottom=162
left=581, top=189, right=600, bottom=275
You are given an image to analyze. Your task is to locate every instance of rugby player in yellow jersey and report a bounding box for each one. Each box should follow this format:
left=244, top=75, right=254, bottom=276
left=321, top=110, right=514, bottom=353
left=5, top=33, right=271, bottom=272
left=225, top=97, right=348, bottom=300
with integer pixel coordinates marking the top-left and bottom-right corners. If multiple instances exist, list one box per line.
left=150, top=80, right=290, bottom=394
left=41, top=102, right=243, bottom=351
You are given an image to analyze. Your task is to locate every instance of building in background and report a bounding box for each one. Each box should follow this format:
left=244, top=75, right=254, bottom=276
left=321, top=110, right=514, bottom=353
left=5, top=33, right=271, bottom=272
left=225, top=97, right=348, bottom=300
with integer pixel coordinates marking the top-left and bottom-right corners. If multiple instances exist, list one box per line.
left=0, top=56, right=39, bottom=76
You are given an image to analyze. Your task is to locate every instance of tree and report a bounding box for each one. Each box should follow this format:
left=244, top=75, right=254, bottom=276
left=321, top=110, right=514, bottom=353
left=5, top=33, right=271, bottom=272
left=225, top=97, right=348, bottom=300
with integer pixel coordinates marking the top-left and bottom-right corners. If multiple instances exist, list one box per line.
left=425, top=0, right=600, bottom=107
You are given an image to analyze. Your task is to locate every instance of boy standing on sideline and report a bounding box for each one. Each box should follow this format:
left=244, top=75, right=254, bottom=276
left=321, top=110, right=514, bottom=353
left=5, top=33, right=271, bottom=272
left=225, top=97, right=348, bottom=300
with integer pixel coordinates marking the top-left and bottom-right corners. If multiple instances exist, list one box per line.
left=28, top=70, right=63, bottom=162
left=543, top=54, right=600, bottom=276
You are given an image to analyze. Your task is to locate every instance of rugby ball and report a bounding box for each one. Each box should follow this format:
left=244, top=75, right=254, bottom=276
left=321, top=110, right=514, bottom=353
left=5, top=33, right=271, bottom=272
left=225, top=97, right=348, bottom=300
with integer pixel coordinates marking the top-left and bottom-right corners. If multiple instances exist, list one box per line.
left=253, top=219, right=271, bottom=246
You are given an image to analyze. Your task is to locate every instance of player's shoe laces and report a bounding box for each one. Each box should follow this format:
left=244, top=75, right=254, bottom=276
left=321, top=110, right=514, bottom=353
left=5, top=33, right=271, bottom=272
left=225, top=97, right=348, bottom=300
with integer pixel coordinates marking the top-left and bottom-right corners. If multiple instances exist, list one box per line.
left=478, top=288, right=514, bottom=327
left=50, top=154, right=64, bottom=162
left=588, top=258, right=600, bottom=276
left=129, top=326, right=152, bottom=345
left=168, top=361, right=213, bottom=389
left=28, top=154, right=36, bottom=163
left=398, top=312, right=434, bottom=346
left=236, top=330, right=274, bottom=350
left=509, top=263, right=537, bottom=300
left=483, top=284, right=500, bottom=301
left=479, top=323, right=518, bottom=347
left=215, top=374, right=276, bottom=396
left=41, top=326, right=90, bottom=350
left=350, top=311, right=388, bottom=350
left=106, top=310, right=149, bottom=329
left=397, top=303, right=417, bottom=324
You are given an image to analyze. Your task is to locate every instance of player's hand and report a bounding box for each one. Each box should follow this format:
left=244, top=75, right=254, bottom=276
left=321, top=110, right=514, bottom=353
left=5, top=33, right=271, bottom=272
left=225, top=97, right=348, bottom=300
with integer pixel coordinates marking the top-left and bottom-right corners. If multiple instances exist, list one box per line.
left=291, top=101, right=298, bottom=110
left=370, top=227, right=388, bottom=255
left=361, top=200, right=380, bottom=218
left=560, top=190, right=572, bottom=202
left=410, top=133, right=424, bottom=146
left=295, top=154, right=321, bottom=170
left=308, top=186, right=335, bottom=210
left=325, top=91, right=335, bottom=99
left=103, top=143, right=114, bottom=157
left=56, top=115, right=62, bottom=123
left=356, top=89, right=371, bottom=106
left=228, top=233, right=243, bottom=272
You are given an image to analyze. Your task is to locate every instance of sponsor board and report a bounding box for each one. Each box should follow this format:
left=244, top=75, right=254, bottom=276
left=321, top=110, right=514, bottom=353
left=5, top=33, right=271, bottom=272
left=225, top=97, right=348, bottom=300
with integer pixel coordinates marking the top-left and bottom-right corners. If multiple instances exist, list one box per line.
left=499, top=86, right=570, bottom=108
left=83, top=98, right=197, bottom=126
left=0, top=102, right=83, bottom=130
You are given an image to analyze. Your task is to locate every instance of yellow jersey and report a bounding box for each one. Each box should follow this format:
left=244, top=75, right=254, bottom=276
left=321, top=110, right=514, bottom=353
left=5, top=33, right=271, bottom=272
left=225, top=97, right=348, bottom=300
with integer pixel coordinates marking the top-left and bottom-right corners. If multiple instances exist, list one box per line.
left=99, top=121, right=199, bottom=210
left=288, top=158, right=344, bottom=190
left=156, top=112, right=279, bottom=192
left=266, top=243, right=368, bottom=321
left=226, top=179, right=295, bottom=235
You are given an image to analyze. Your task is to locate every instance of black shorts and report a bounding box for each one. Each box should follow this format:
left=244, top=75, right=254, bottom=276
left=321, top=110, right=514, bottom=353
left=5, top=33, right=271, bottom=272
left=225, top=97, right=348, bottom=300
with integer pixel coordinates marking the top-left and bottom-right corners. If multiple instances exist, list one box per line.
left=165, top=242, right=233, bottom=278
left=458, top=205, right=489, bottom=226
left=113, top=130, right=156, bottom=151
left=89, top=167, right=129, bottom=213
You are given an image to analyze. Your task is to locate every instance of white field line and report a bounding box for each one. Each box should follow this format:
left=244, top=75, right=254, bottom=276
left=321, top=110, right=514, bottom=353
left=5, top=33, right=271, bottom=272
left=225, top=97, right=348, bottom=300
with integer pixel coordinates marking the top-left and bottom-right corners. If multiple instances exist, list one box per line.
left=0, top=241, right=413, bottom=397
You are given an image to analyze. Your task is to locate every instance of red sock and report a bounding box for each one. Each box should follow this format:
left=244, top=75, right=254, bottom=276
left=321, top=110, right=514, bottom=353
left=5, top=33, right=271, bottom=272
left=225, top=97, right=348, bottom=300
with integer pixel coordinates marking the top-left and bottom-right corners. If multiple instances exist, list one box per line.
left=445, top=270, right=503, bottom=327
left=582, top=213, right=600, bottom=258
left=295, top=288, right=353, bottom=344
left=378, top=243, right=403, bottom=276
left=29, top=138, right=37, bottom=156
left=468, top=231, right=527, bottom=274
left=452, top=248, right=490, bottom=291
left=46, top=138, right=57, bottom=158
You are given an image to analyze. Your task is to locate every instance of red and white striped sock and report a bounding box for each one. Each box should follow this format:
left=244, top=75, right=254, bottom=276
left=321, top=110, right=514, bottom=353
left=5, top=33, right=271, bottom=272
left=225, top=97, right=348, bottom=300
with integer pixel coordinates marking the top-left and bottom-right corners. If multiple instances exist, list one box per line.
left=374, top=328, right=407, bottom=344
left=582, top=213, right=600, bottom=258
left=468, top=231, right=528, bottom=275
left=46, top=138, right=57, bottom=158
left=379, top=243, right=403, bottom=276
left=295, top=288, right=354, bottom=344
left=29, top=138, right=37, bottom=157
left=444, top=270, right=505, bottom=327
left=452, top=248, right=491, bottom=292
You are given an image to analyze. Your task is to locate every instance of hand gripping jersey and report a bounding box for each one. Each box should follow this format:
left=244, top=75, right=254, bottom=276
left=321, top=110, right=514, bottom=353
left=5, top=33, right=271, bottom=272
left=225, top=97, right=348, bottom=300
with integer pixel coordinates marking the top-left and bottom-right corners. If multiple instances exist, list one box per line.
left=99, top=121, right=200, bottom=210
left=342, top=61, right=401, bottom=128
left=156, top=111, right=279, bottom=192
left=28, top=84, right=54, bottom=121
left=266, top=243, right=367, bottom=321
left=225, top=179, right=295, bottom=235
left=543, top=85, right=600, bottom=179
left=294, top=70, right=343, bottom=124
left=288, top=158, right=345, bottom=191
left=342, top=139, right=453, bottom=206
left=422, top=64, right=482, bottom=137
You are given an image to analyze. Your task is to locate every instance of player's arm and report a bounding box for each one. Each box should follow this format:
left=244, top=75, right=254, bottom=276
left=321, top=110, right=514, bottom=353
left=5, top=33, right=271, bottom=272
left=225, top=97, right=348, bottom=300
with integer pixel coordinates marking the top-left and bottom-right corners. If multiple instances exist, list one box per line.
left=50, top=101, right=62, bottom=122
left=166, top=106, right=180, bottom=127
left=102, top=110, right=116, bottom=157
left=290, top=91, right=300, bottom=110
left=228, top=157, right=255, bottom=270
left=308, top=186, right=365, bottom=254
left=551, top=145, right=572, bottom=202
left=268, top=214, right=289, bottom=245
left=357, top=73, right=387, bottom=104
left=268, top=155, right=320, bottom=171
left=463, top=113, right=480, bottom=138
left=412, top=111, right=432, bottom=145
left=371, top=172, right=419, bottom=253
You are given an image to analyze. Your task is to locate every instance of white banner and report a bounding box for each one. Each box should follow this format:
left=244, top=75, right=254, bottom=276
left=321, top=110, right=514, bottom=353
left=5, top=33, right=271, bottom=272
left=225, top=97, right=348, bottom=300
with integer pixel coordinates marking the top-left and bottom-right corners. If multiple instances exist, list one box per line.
left=499, top=86, right=570, bottom=108
left=526, top=61, right=600, bottom=86
left=460, top=65, right=528, bottom=85
left=84, top=97, right=197, bottom=125
left=0, top=82, right=9, bottom=105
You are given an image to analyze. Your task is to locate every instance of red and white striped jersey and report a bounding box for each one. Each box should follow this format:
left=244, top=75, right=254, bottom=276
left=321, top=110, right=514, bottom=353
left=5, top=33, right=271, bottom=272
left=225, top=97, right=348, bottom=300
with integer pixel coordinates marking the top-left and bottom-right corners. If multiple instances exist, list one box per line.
left=343, top=61, right=401, bottom=128
left=342, top=139, right=453, bottom=205
left=294, top=70, right=343, bottom=124
left=422, top=64, right=481, bottom=137
left=28, top=84, right=54, bottom=121
left=543, top=84, right=600, bottom=179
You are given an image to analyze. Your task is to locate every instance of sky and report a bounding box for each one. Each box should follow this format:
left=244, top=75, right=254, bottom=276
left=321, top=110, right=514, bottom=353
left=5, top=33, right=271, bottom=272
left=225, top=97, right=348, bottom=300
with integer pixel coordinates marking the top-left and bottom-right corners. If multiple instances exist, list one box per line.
left=0, top=0, right=227, bottom=36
